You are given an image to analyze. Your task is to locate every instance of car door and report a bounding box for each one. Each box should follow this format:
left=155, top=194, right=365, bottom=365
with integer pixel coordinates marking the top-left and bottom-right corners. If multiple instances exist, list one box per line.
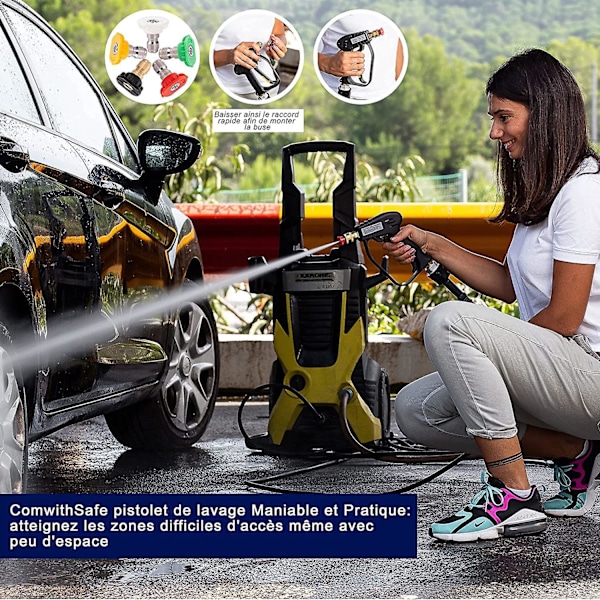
left=1, top=2, right=175, bottom=415
left=0, top=6, right=107, bottom=415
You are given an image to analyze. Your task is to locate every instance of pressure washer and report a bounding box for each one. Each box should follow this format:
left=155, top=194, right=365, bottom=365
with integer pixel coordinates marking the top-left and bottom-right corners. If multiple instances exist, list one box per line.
left=336, top=28, right=384, bottom=98
left=241, top=141, right=470, bottom=460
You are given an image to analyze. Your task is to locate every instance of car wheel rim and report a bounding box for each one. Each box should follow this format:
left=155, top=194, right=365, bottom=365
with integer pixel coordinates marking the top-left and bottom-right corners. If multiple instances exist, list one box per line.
left=163, top=302, right=217, bottom=434
left=0, top=347, right=25, bottom=493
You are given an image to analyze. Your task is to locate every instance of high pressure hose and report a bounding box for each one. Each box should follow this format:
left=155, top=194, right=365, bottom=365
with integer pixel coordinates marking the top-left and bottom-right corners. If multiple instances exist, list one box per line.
left=239, top=384, right=471, bottom=494
left=337, top=388, right=468, bottom=465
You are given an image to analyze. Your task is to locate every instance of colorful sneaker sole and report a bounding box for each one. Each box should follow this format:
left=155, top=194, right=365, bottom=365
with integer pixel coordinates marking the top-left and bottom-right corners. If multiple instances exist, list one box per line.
left=429, top=510, right=547, bottom=543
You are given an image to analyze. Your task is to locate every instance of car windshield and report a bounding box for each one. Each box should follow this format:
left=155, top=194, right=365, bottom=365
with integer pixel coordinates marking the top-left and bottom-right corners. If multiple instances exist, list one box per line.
left=0, top=19, right=41, bottom=123
left=4, top=5, right=138, bottom=171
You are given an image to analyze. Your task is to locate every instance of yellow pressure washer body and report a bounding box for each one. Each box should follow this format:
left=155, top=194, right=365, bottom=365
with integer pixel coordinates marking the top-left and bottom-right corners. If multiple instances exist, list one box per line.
left=246, top=141, right=391, bottom=454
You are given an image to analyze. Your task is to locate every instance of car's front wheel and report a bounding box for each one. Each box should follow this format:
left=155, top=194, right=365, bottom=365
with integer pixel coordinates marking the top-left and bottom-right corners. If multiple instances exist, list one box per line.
left=0, top=321, right=27, bottom=493
left=105, top=282, right=219, bottom=449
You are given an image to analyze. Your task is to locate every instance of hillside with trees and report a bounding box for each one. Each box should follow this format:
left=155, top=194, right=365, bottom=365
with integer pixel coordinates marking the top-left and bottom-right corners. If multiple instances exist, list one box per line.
left=164, top=0, right=600, bottom=63
left=28, top=0, right=600, bottom=193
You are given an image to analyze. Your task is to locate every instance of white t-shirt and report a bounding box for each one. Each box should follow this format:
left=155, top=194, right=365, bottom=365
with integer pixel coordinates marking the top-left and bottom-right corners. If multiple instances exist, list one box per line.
left=507, top=158, right=600, bottom=349
left=318, top=13, right=400, bottom=102
left=214, top=13, right=276, bottom=94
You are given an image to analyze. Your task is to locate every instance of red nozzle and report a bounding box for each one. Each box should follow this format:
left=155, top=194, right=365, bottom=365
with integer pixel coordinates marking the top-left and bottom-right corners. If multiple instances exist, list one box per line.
left=337, top=231, right=360, bottom=245
left=160, top=72, right=188, bottom=97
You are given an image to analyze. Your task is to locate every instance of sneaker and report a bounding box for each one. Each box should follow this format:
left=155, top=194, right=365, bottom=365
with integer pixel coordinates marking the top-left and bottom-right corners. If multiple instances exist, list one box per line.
left=429, top=472, right=547, bottom=542
left=544, top=440, right=600, bottom=517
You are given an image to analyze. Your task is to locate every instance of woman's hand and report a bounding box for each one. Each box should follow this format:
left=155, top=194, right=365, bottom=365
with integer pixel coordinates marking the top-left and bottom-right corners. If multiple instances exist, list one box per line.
left=265, top=35, right=286, bottom=61
left=382, top=225, right=429, bottom=265
left=318, top=51, right=365, bottom=77
left=231, top=42, right=262, bottom=68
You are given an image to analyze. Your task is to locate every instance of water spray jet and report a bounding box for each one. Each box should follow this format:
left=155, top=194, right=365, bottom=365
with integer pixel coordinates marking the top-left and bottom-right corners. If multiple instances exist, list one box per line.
left=8, top=240, right=339, bottom=379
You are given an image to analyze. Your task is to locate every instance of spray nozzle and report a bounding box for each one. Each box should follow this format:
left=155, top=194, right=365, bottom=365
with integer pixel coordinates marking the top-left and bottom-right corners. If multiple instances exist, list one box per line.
left=138, top=15, right=169, bottom=53
left=337, top=211, right=402, bottom=245
left=337, top=28, right=385, bottom=52
left=153, top=59, right=188, bottom=97
left=116, top=59, right=151, bottom=96
left=158, top=34, right=197, bottom=67
left=109, top=33, right=148, bottom=65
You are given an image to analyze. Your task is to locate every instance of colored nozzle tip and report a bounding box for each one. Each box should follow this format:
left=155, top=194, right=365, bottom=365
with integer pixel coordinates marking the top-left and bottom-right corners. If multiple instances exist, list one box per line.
left=160, top=72, right=188, bottom=97
left=337, top=231, right=360, bottom=245
left=138, top=15, right=169, bottom=35
left=116, top=59, right=151, bottom=96
left=109, top=33, right=128, bottom=65
left=153, top=59, right=189, bottom=96
left=370, top=28, right=384, bottom=38
left=158, top=36, right=197, bottom=67
left=109, top=33, right=147, bottom=65
left=178, top=35, right=197, bottom=67
left=117, top=72, right=143, bottom=96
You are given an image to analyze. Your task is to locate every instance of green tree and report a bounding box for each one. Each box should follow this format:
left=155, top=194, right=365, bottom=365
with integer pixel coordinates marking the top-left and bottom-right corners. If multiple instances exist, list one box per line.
left=305, top=149, right=424, bottom=203
left=153, top=101, right=249, bottom=202
left=548, top=38, right=600, bottom=139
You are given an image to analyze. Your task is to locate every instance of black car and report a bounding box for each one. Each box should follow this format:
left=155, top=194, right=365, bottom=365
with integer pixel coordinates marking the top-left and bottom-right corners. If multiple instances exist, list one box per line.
left=0, top=0, right=219, bottom=493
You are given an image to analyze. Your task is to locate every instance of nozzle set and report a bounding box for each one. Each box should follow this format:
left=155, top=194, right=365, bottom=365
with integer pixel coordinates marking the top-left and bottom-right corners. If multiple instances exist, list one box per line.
left=108, top=13, right=197, bottom=99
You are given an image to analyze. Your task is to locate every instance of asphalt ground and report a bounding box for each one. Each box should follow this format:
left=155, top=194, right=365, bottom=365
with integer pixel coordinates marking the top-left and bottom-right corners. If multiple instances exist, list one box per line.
left=2, top=400, right=600, bottom=599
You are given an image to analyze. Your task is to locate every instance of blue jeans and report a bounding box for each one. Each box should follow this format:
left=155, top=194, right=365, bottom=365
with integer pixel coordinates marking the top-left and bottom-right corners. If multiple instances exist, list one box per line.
left=395, top=301, right=600, bottom=454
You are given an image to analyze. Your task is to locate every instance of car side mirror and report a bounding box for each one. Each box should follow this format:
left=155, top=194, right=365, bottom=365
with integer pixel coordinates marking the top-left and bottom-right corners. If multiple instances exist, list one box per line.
left=0, top=136, right=29, bottom=173
left=137, top=129, right=202, bottom=202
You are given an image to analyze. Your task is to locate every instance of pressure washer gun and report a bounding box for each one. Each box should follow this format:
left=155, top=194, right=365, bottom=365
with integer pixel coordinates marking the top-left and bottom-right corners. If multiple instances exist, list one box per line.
left=338, top=211, right=472, bottom=302
left=233, top=42, right=281, bottom=100
left=336, top=28, right=384, bottom=98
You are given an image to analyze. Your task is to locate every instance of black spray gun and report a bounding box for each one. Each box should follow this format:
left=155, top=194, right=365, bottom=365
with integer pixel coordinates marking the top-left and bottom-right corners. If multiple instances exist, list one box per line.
left=338, top=211, right=472, bottom=302
left=336, top=28, right=384, bottom=98
left=234, top=41, right=281, bottom=100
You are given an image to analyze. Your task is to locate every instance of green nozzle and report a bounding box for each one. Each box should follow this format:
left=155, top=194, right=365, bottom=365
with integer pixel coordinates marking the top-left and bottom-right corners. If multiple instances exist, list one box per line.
left=177, top=34, right=196, bottom=67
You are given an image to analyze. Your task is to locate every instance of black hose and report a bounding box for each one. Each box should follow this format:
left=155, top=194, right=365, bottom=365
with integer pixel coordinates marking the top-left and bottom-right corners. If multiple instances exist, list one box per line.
left=237, top=382, right=325, bottom=448
left=246, top=459, right=349, bottom=494
left=240, top=385, right=471, bottom=494
left=362, top=241, right=408, bottom=287
left=337, top=388, right=468, bottom=464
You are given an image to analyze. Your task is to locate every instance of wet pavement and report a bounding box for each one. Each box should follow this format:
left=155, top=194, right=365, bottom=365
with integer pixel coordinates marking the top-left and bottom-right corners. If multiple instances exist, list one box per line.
left=2, top=400, right=600, bottom=598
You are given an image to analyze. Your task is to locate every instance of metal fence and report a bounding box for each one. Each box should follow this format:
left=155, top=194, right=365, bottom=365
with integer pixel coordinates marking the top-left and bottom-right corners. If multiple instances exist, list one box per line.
left=214, top=171, right=467, bottom=203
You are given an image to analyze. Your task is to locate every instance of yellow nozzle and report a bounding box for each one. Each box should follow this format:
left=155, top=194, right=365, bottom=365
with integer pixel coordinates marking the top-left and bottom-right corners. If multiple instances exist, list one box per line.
left=109, top=33, right=130, bottom=65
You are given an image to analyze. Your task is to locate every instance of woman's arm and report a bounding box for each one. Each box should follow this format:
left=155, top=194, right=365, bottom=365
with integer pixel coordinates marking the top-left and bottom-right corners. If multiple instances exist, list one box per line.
left=383, top=225, right=516, bottom=302
left=529, top=260, right=594, bottom=336
left=395, top=39, right=404, bottom=80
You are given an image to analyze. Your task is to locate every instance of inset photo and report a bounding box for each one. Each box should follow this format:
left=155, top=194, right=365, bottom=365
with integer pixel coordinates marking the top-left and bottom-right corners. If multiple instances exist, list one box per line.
left=314, top=10, right=408, bottom=105
left=105, top=9, right=199, bottom=104
left=209, top=10, right=303, bottom=104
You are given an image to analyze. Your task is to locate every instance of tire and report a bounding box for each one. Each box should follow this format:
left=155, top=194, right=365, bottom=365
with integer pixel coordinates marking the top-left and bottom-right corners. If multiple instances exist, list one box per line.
left=0, top=321, right=27, bottom=493
left=105, top=281, right=220, bottom=449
